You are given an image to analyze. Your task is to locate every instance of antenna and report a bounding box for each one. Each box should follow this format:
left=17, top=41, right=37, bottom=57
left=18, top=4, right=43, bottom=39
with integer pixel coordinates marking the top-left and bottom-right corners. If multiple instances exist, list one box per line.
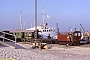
left=20, top=11, right=22, bottom=30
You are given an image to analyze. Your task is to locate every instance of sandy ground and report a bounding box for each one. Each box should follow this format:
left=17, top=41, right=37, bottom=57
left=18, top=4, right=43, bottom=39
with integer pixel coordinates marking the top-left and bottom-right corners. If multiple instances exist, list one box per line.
left=0, top=42, right=90, bottom=60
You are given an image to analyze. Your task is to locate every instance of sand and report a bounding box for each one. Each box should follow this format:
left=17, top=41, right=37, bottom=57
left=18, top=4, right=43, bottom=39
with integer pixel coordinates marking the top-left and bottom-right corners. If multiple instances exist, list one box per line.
left=0, top=43, right=90, bottom=60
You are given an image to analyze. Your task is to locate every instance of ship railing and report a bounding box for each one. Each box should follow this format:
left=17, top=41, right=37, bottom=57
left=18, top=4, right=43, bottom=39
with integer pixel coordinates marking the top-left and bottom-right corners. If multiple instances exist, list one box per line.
left=0, top=31, right=16, bottom=48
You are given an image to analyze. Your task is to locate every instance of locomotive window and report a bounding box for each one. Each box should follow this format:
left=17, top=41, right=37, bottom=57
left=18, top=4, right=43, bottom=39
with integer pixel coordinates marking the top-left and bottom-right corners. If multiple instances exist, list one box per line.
left=45, top=30, right=46, bottom=32
left=74, top=33, right=77, bottom=36
left=43, top=30, right=44, bottom=32
left=78, top=33, right=81, bottom=36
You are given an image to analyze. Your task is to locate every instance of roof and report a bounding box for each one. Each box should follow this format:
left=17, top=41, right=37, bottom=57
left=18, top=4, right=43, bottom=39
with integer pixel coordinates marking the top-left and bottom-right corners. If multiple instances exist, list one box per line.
left=10, top=30, right=34, bottom=33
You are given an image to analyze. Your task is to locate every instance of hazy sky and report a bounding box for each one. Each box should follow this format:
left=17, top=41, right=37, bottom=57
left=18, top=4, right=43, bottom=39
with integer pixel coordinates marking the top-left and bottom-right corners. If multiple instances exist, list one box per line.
left=0, top=0, right=90, bottom=32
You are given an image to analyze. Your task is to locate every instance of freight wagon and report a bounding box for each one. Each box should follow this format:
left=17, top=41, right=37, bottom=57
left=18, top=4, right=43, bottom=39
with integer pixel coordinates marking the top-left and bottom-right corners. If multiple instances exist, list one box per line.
left=0, top=30, right=41, bottom=42
left=10, top=30, right=35, bottom=42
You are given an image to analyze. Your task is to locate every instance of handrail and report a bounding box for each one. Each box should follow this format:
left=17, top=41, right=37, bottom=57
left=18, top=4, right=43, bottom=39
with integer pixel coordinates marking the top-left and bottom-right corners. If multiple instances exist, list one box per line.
left=0, top=31, right=16, bottom=48
left=3, top=32, right=15, bottom=36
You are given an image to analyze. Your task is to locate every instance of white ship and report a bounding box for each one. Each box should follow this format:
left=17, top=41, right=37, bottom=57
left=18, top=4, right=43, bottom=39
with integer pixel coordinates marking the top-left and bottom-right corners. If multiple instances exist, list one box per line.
left=26, top=6, right=56, bottom=39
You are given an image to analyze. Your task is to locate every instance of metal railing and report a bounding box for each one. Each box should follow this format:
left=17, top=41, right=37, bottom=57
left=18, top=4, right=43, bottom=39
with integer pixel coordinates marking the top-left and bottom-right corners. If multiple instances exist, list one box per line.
left=0, top=31, right=16, bottom=48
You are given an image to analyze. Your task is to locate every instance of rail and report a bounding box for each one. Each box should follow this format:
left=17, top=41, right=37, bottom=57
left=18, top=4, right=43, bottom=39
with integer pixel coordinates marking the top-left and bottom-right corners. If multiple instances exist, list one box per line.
left=0, top=31, right=16, bottom=48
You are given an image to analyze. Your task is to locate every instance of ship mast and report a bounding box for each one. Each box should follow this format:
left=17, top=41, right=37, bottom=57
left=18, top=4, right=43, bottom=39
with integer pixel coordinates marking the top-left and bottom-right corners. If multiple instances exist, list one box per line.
left=42, top=5, right=45, bottom=24
left=20, top=11, right=22, bottom=30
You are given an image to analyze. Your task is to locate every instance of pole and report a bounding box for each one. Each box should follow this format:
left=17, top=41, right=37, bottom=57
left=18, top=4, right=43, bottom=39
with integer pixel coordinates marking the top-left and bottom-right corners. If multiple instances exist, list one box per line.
left=15, top=35, right=16, bottom=48
left=56, top=23, right=59, bottom=35
left=34, top=0, right=37, bottom=40
left=3, top=32, right=5, bottom=42
left=42, top=5, right=45, bottom=24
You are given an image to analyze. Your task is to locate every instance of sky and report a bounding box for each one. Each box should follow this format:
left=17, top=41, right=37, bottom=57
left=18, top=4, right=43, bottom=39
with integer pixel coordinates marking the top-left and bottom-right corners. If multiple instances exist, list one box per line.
left=0, top=0, right=90, bottom=32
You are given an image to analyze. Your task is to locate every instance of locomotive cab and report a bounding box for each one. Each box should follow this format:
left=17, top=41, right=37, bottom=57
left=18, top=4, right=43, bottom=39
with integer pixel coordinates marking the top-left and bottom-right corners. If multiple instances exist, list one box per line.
left=71, top=31, right=81, bottom=45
